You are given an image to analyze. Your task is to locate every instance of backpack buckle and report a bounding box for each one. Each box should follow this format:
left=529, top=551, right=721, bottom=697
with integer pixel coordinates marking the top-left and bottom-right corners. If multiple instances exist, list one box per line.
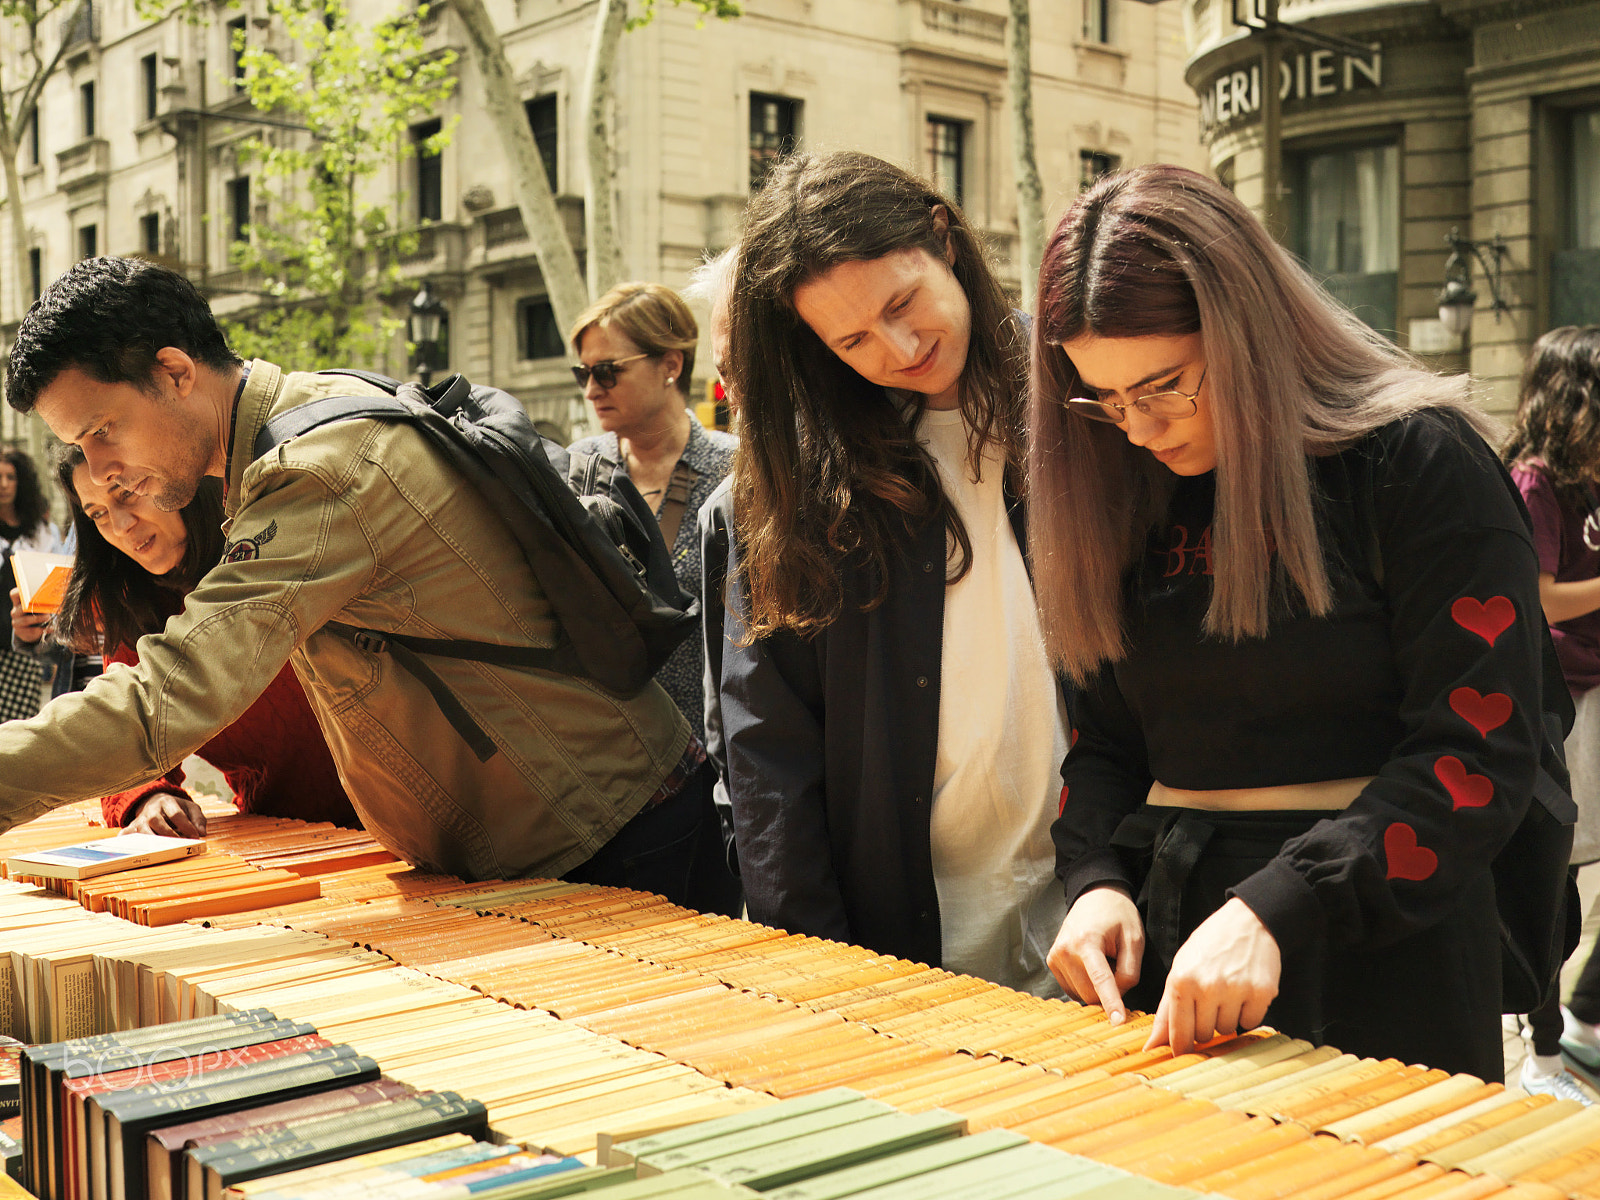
left=352, top=629, right=389, bottom=654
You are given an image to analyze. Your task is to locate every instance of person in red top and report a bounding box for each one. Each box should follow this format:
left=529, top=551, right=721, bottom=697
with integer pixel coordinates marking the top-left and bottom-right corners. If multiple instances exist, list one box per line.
left=9, top=445, right=357, bottom=837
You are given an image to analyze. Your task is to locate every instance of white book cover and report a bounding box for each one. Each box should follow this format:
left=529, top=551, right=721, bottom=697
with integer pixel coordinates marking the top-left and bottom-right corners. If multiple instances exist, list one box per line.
left=5, top=834, right=205, bottom=881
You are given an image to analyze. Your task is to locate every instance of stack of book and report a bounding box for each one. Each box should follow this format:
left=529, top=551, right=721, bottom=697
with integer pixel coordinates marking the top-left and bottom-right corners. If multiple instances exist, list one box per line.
left=3, top=836, right=325, bottom=927
left=217, top=1088, right=1200, bottom=1200
left=18, top=1010, right=488, bottom=1200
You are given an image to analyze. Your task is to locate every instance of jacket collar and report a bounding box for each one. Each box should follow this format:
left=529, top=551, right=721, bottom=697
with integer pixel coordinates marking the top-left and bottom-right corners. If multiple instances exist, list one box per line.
left=226, top=358, right=286, bottom=517
left=598, top=409, right=714, bottom=475
left=678, top=414, right=724, bottom=476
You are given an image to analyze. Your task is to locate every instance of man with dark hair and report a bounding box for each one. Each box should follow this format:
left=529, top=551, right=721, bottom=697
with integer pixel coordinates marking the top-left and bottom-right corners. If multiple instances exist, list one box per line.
left=0, top=256, right=706, bottom=892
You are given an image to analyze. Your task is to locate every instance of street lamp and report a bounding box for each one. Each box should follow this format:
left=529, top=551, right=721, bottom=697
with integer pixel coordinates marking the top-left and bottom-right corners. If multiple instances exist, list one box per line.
left=1436, top=228, right=1510, bottom=339
left=408, top=279, right=446, bottom=387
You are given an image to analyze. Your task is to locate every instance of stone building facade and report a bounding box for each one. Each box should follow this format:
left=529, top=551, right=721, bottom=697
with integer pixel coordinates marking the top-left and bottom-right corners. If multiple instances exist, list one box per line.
left=1183, top=0, right=1600, bottom=413
left=3, top=0, right=1203, bottom=441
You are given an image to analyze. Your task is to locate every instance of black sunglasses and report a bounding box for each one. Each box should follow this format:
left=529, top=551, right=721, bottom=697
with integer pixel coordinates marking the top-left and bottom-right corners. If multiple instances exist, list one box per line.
left=571, top=352, right=654, bottom=390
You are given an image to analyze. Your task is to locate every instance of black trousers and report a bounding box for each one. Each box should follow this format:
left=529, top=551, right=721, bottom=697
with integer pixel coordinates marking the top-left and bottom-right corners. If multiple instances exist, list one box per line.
left=563, top=761, right=742, bottom=917
left=1570, top=940, right=1600, bottom=1027
left=1115, top=806, right=1504, bottom=1081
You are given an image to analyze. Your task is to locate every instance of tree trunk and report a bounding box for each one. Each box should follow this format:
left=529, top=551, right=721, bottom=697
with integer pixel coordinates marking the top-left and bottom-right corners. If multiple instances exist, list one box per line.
left=451, top=0, right=589, bottom=337
left=0, top=100, right=30, bottom=327
left=1007, top=0, right=1044, bottom=311
left=582, top=0, right=626, bottom=296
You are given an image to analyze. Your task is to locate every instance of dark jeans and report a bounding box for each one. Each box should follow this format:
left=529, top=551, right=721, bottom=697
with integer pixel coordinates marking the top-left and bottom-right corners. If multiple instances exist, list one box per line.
left=563, top=762, right=742, bottom=916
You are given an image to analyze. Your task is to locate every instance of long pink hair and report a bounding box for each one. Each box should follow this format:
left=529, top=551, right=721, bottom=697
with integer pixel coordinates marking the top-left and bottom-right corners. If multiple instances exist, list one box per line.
left=1028, top=164, right=1489, bottom=683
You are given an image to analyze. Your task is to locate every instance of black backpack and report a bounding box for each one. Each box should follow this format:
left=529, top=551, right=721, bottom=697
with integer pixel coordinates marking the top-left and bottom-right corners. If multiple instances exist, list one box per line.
left=253, top=370, right=699, bottom=762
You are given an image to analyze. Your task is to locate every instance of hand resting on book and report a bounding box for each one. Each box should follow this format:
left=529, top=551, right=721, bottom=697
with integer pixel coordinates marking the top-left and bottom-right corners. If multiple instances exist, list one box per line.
left=125, top=791, right=207, bottom=839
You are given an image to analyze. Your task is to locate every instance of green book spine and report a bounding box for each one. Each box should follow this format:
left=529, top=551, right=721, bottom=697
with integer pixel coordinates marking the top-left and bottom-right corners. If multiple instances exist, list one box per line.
left=605, top=1089, right=864, bottom=1168
left=696, top=1109, right=968, bottom=1190
left=834, top=1144, right=1109, bottom=1200
left=760, top=1128, right=1028, bottom=1200
left=634, top=1098, right=893, bottom=1177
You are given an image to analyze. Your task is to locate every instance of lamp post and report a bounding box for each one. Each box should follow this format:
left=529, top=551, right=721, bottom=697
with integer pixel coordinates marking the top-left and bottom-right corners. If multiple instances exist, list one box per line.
left=408, top=279, right=446, bottom=387
left=1436, top=228, right=1510, bottom=339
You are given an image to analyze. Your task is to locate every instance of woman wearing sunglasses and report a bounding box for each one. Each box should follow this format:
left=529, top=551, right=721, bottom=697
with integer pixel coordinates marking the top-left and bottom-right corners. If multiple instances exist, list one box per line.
left=1030, top=164, right=1557, bottom=1078
left=717, top=151, right=1070, bottom=994
left=568, top=281, right=741, bottom=916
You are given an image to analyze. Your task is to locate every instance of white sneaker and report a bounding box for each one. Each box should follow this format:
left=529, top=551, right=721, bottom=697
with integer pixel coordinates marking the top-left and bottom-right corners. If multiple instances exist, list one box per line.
left=1562, top=1006, right=1600, bottom=1072
left=1521, top=1056, right=1595, bottom=1105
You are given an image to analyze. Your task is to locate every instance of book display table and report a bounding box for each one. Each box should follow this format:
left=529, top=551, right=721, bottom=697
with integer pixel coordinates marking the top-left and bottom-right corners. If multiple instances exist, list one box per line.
left=0, top=802, right=1594, bottom=1200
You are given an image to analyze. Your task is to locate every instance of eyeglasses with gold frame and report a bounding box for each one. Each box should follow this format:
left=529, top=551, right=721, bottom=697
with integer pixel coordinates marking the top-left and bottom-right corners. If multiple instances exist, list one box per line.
left=1064, top=365, right=1207, bottom=424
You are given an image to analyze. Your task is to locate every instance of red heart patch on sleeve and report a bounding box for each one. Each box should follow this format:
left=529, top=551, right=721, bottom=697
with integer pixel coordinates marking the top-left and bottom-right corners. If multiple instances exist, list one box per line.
left=1449, top=687, right=1513, bottom=738
left=1451, top=596, right=1515, bottom=647
left=1435, top=755, right=1494, bottom=810
left=1058, top=784, right=1069, bottom=817
left=1384, top=822, right=1438, bottom=881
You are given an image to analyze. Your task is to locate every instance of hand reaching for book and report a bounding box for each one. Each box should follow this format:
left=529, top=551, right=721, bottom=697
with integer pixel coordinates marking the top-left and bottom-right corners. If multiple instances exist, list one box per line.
left=125, top=791, right=208, bottom=839
left=1144, top=896, right=1281, bottom=1055
left=9, top=587, right=49, bottom=645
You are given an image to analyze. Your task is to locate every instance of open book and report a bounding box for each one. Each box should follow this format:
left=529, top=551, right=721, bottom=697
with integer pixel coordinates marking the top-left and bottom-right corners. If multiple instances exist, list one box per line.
left=11, top=550, right=74, bottom=614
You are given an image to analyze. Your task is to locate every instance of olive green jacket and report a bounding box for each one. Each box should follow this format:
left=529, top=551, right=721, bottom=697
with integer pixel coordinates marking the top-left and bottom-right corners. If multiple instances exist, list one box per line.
left=0, top=360, right=691, bottom=878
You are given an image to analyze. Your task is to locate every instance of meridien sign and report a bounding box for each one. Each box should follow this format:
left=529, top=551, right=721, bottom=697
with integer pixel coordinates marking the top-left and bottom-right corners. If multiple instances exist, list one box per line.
left=1198, top=47, right=1383, bottom=138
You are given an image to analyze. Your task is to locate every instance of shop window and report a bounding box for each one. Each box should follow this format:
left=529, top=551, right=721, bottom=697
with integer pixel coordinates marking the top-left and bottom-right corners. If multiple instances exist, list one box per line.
left=928, top=117, right=966, bottom=206
left=519, top=297, right=564, bottom=361
left=524, top=95, right=558, bottom=191
left=1287, top=141, right=1399, bottom=338
left=412, top=119, right=442, bottom=223
left=749, top=94, right=799, bottom=192
left=140, top=213, right=161, bottom=256
left=1552, top=107, right=1600, bottom=326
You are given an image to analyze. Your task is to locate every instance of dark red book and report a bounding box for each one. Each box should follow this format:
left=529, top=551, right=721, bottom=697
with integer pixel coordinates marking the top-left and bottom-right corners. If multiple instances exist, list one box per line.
left=64, top=1036, right=329, bottom=1200
left=143, top=1078, right=414, bottom=1200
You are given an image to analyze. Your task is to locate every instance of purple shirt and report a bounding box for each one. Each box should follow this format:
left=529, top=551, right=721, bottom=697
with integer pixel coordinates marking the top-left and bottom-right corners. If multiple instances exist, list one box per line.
left=1513, top=460, right=1600, bottom=695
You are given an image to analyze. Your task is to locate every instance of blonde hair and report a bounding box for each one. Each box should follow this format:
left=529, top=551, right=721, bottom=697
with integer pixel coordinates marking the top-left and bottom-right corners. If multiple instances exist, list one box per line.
left=569, top=282, right=698, bottom=398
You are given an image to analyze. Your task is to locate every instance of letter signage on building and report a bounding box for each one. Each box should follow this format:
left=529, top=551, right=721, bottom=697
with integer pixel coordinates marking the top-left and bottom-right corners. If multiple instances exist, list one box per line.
left=1197, top=46, right=1382, bottom=139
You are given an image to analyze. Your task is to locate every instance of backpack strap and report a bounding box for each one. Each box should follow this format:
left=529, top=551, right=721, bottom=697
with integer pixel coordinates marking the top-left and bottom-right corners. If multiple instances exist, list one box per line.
left=258, top=389, right=578, bottom=763
left=566, top=448, right=616, bottom=499
left=655, top=461, right=699, bottom=552
left=255, top=395, right=419, bottom=461
left=322, top=621, right=570, bottom=763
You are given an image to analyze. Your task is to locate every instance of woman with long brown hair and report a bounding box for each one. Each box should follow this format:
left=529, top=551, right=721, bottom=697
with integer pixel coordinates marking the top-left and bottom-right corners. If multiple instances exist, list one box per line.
left=1032, top=164, right=1561, bottom=1079
left=718, top=150, right=1071, bottom=994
